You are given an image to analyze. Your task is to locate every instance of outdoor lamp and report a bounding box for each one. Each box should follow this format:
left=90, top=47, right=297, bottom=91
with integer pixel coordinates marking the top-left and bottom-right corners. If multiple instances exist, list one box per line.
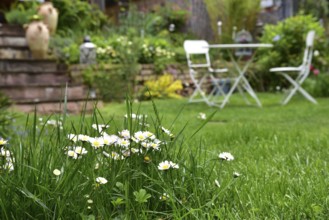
left=217, top=21, right=222, bottom=35
left=79, top=36, right=96, bottom=64
left=169, top=23, right=175, bottom=32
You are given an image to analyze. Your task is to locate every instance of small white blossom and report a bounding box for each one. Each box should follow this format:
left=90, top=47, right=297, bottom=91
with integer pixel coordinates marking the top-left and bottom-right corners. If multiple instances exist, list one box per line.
left=67, top=150, right=78, bottom=159
left=92, top=124, right=109, bottom=132
left=102, top=134, right=118, bottom=145
left=89, top=137, right=104, bottom=149
left=233, top=172, right=241, bottom=178
left=0, top=138, right=8, bottom=146
left=158, top=161, right=171, bottom=170
left=1, top=148, right=11, bottom=157
left=96, top=177, right=108, bottom=184
left=197, top=112, right=207, bottom=120
left=215, top=179, right=221, bottom=188
left=78, top=134, right=90, bottom=142
left=74, top=146, right=88, bottom=155
left=119, top=129, right=130, bottom=139
left=67, top=134, right=78, bottom=143
left=134, top=131, right=147, bottom=141
left=169, top=161, right=179, bottom=169
left=159, top=193, right=170, bottom=201
left=116, top=138, right=130, bottom=148
left=53, top=169, right=61, bottom=176
left=218, top=152, right=234, bottom=161
left=161, top=127, right=174, bottom=137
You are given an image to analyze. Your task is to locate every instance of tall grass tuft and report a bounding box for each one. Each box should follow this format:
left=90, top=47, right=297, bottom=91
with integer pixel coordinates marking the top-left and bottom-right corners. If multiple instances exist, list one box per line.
left=0, top=98, right=236, bottom=219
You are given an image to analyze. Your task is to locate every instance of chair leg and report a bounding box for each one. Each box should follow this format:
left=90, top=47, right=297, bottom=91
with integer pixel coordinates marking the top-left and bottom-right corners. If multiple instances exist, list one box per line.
left=281, top=73, right=317, bottom=105
left=189, top=73, right=210, bottom=105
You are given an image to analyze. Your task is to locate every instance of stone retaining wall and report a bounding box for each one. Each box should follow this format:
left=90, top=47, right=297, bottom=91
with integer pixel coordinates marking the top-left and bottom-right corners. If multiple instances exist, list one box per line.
left=69, top=64, right=213, bottom=98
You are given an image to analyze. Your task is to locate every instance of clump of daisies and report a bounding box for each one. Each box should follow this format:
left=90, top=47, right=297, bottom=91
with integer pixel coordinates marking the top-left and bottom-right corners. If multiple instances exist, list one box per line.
left=65, top=117, right=176, bottom=164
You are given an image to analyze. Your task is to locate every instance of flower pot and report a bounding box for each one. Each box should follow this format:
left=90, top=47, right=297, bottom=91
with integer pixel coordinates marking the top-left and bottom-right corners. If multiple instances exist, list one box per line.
left=25, top=20, right=50, bottom=59
left=37, top=2, right=58, bottom=35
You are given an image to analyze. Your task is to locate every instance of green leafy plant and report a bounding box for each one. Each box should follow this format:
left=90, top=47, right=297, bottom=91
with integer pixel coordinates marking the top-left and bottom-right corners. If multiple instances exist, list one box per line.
left=4, top=1, right=39, bottom=25
left=133, top=189, right=151, bottom=203
left=255, top=14, right=329, bottom=91
left=52, top=0, right=109, bottom=35
left=303, top=73, right=329, bottom=97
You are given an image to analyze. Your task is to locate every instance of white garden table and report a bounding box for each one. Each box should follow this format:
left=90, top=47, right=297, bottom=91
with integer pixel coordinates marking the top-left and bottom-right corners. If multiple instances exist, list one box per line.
left=207, top=43, right=273, bottom=109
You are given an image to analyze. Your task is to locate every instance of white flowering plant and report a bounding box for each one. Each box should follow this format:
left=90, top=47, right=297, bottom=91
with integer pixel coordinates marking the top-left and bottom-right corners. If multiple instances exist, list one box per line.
left=0, top=99, right=240, bottom=219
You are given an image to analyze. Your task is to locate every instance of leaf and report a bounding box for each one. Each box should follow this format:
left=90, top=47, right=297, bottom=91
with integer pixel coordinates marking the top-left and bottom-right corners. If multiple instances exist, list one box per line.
left=133, top=189, right=151, bottom=203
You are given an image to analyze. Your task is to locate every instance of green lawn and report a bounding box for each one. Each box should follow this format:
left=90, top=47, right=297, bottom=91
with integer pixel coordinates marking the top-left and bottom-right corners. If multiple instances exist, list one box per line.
left=2, top=93, right=329, bottom=219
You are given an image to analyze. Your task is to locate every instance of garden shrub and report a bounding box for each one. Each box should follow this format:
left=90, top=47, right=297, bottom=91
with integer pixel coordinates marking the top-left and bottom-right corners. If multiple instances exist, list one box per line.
left=140, top=74, right=183, bottom=100
left=0, top=93, right=14, bottom=137
left=255, top=14, right=329, bottom=91
left=82, top=64, right=140, bottom=102
left=303, top=73, right=329, bottom=97
left=52, top=0, right=109, bottom=35
left=4, top=1, right=38, bottom=25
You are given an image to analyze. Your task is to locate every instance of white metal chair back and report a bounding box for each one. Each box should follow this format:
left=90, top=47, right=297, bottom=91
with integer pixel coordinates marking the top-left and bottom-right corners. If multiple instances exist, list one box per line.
left=184, top=40, right=211, bottom=69
left=269, top=30, right=317, bottom=105
left=183, top=40, right=228, bottom=105
left=301, top=30, right=315, bottom=74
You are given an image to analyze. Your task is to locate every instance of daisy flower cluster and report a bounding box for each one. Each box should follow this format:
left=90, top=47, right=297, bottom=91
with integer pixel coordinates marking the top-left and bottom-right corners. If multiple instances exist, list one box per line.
left=65, top=118, right=179, bottom=170
left=0, top=138, right=14, bottom=172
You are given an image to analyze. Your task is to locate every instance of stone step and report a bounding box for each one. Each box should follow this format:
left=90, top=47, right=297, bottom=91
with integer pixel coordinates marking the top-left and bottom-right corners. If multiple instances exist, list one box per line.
left=0, top=36, right=27, bottom=47
left=0, top=59, right=66, bottom=72
left=0, top=24, right=25, bottom=37
left=11, top=100, right=101, bottom=114
left=0, top=47, right=31, bottom=59
left=0, top=84, right=89, bottom=102
left=0, top=71, right=71, bottom=86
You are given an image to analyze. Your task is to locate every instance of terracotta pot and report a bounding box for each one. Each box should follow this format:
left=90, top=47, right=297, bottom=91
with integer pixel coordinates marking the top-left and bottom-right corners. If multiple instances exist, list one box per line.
left=37, top=2, right=58, bottom=35
left=25, top=21, right=50, bottom=59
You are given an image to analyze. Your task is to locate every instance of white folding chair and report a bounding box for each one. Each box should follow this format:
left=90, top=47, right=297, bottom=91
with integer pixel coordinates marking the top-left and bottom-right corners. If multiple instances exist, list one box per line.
left=183, top=40, right=228, bottom=105
left=270, top=30, right=317, bottom=105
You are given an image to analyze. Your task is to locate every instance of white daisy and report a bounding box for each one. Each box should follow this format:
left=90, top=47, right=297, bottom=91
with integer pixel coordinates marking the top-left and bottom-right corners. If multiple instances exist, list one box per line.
left=158, top=161, right=171, bottom=170
left=218, top=152, right=234, bottom=161
left=233, top=172, right=241, bottom=178
left=89, top=137, right=104, bottom=149
left=96, top=177, right=108, bottom=184
left=102, top=134, right=118, bottom=146
left=159, top=193, right=170, bottom=201
left=143, top=131, right=155, bottom=139
left=78, top=134, right=90, bottom=142
left=119, top=129, right=130, bottom=139
left=0, top=138, right=8, bottom=146
left=53, top=169, right=61, bottom=176
left=116, top=138, right=130, bottom=148
left=92, top=124, right=109, bottom=132
left=67, top=134, right=78, bottom=143
left=67, top=150, right=78, bottom=159
left=198, top=112, right=206, bottom=120
left=169, top=161, right=179, bottom=169
left=1, top=148, right=11, bottom=157
left=134, top=131, right=147, bottom=142
left=74, top=146, right=88, bottom=155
